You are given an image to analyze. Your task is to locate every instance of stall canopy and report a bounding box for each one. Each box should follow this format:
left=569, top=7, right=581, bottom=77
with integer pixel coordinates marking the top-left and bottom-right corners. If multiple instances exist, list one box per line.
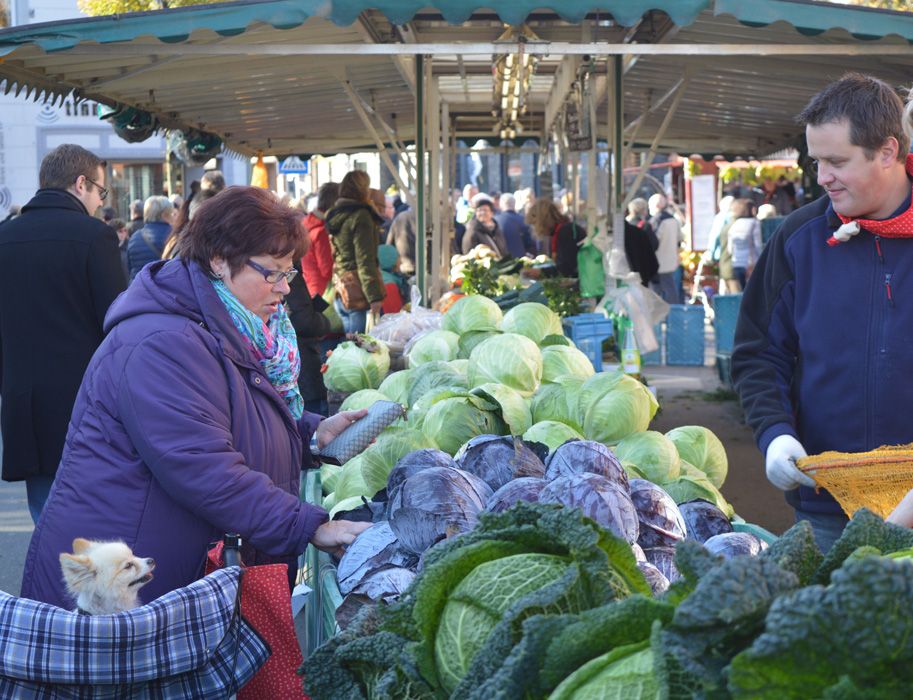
left=0, top=0, right=912, bottom=156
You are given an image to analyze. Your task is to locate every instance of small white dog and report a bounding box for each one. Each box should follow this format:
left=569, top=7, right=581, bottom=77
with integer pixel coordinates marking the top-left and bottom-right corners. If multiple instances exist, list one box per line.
left=59, top=538, right=156, bottom=615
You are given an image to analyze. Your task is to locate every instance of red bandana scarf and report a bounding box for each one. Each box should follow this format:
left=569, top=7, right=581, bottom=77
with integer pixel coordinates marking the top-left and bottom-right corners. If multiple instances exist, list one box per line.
left=828, top=153, right=913, bottom=246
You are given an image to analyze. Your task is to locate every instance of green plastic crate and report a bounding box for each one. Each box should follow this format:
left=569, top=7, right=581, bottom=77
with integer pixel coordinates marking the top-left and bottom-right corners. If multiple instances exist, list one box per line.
left=731, top=518, right=778, bottom=546
left=300, top=470, right=343, bottom=656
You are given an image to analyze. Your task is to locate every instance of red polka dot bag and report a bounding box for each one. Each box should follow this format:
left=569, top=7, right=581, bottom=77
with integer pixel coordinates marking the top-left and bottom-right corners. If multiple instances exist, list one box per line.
left=206, top=540, right=309, bottom=700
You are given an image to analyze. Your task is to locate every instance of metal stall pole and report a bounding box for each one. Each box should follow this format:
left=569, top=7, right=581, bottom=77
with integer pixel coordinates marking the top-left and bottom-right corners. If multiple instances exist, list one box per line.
left=440, top=100, right=452, bottom=300
left=429, top=76, right=442, bottom=304
left=609, top=56, right=625, bottom=283
left=415, top=54, right=426, bottom=303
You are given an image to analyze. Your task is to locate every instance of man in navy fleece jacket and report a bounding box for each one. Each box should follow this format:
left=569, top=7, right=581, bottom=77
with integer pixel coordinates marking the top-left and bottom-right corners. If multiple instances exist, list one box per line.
left=732, top=73, right=913, bottom=552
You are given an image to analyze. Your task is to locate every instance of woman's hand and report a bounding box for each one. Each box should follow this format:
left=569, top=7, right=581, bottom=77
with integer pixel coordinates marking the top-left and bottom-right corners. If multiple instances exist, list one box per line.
left=887, top=489, right=913, bottom=528
left=311, top=519, right=373, bottom=557
left=315, top=408, right=368, bottom=450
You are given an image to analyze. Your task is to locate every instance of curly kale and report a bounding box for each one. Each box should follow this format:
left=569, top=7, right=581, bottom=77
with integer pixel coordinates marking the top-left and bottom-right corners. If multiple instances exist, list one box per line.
left=760, top=519, right=822, bottom=587
left=654, top=555, right=800, bottom=699
left=301, top=605, right=432, bottom=700
left=813, top=508, right=913, bottom=584
left=728, top=556, right=913, bottom=699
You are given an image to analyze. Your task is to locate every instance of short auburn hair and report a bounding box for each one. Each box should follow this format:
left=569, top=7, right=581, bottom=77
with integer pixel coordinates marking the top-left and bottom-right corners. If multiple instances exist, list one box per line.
left=178, top=186, right=307, bottom=277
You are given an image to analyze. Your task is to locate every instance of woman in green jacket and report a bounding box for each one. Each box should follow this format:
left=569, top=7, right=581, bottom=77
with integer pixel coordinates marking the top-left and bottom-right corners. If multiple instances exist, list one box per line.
left=326, top=170, right=386, bottom=333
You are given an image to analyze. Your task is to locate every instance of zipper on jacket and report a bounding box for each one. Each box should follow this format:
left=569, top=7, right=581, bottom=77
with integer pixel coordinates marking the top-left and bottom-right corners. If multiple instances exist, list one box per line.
left=885, top=273, right=895, bottom=308
left=875, top=235, right=884, bottom=264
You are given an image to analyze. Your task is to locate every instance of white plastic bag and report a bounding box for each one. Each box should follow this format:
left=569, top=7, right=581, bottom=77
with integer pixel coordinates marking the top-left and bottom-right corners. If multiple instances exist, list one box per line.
left=597, top=274, right=670, bottom=354
left=369, top=286, right=442, bottom=355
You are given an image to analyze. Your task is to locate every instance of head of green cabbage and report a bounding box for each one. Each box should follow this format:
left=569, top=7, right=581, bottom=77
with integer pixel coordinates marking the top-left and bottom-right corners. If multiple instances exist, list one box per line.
left=468, top=333, right=543, bottom=397
left=323, top=336, right=390, bottom=392
left=442, top=294, right=503, bottom=335
left=500, top=302, right=563, bottom=343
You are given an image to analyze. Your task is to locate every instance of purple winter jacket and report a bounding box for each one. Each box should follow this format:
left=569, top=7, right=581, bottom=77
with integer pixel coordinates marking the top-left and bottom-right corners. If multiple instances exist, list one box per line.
left=21, top=258, right=328, bottom=609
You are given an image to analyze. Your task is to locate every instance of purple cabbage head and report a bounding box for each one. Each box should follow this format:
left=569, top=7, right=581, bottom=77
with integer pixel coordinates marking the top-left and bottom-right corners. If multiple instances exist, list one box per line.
left=643, top=546, right=680, bottom=583
left=544, top=440, right=628, bottom=488
left=454, top=435, right=546, bottom=491
left=678, top=499, right=733, bottom=543
left=703, top=531, right=767, bottom=559
left=629, top=479, right=688, bottom=549
left=485, top=477, right=548, bottom=514
left=388, top=466, right=493, bottom=555
left=637, top=561, right=670, bottom=596
left=538, top=472, right=639, bottom=543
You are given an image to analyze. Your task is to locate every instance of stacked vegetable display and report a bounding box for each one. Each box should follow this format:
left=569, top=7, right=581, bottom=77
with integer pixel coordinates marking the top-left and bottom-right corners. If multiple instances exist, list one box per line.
left=305, top=503, right=913, bottom=699
left=320, top=298, right=733, bottom=522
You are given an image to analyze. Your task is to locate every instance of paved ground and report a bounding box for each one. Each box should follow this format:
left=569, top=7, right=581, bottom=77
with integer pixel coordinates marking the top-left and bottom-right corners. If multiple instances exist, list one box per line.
left=0, top=433, right=32, bottom=596
left=646, top=364, right=794, bottom=534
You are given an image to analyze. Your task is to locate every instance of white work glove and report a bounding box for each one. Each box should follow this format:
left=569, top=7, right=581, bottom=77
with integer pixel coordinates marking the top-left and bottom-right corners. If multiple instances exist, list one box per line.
left=765, top=435, right=816, bottom=491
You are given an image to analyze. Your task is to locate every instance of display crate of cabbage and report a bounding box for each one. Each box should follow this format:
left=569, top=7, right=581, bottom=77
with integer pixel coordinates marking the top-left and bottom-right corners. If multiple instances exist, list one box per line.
left=304, top=491, right=913, bottom=699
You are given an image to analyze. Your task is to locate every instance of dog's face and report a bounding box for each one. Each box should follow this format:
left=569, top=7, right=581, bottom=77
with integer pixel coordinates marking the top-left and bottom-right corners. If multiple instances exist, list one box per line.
left=60, top=538, right=155, bottom=615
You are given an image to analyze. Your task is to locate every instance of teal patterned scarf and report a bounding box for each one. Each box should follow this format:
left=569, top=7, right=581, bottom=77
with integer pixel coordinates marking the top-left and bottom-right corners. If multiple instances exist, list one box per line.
left=212, top=279, right=304, bottom=419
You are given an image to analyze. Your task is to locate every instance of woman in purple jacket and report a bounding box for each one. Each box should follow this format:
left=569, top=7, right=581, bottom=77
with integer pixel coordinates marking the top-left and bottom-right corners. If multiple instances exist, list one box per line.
left=21, top=187, right=371, bottom=609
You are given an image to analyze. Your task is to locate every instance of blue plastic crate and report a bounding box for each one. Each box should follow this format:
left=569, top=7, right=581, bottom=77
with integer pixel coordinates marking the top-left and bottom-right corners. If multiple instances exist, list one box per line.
left=642, top=323, right=663, bottom=365
left=665, top=304, right=705, bottom=366
left=712, top=293, right=742, bottom=353
left=563, top=313, right=614, bottom=372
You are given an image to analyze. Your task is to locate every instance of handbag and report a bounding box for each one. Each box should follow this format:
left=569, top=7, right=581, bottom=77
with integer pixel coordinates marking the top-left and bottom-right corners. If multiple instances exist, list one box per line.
left=333, top=270, right=369, bottom=311
left=206, top=541, right=309, bottom=700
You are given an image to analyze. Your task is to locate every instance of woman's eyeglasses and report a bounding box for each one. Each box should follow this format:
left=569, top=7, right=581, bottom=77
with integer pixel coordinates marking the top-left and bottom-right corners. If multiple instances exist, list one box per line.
left=246, top=259, right=299, bottom=285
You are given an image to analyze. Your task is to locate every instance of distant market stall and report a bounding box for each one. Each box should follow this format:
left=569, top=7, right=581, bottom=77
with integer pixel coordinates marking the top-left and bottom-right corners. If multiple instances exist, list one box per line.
left=1, top=0, right=912, bottom=302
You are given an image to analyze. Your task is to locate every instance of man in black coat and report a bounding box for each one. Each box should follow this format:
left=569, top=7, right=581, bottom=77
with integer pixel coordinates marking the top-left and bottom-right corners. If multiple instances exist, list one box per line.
left=0, top=144, right=127, bottom=523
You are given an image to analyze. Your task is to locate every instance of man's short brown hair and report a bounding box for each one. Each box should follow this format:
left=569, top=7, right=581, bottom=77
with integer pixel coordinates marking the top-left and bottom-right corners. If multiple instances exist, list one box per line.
left=178, top=186, right=307, bottom=277
left=798, top=73, right=909, bottom=160
left=39, top=144, right=106, bottom=190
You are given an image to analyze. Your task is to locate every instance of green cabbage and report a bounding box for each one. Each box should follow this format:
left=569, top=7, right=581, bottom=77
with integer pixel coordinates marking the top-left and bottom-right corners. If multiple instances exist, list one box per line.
left=408, top=361, right=468, bottom=408
left=319, top=463, right=341, bottom=494
left=666, top=425, right=729, bottom=488
left=471, top=383, right=532, bottom=435
left=549, top=641, right=657, bottom=700
left=378, top=369, right=413, bottom=405
left=442, top=295, right=503, bottom=335
left=328, top=427, right=432, bottom=516
left=612, top=430, right=682, bottom=483
left=458, top=330, right=501, bottom=359
left=541, top=345, right=595, bottom=383
left=578, top=371, right=627, bottom=413
left=661, top=460, right=733, bottom=518
left=540, top=333, right=573, bottom=348
left=448, top=359, right=469, bottom=376
left=581, top=374, right=658, bottom=445
left=408, top=388, right=465, bottom=430
left=468, top=333, right=543, bottom=397
left=407, top=330, right=460, bottom=367
left=339, top=389, right=389, bottom=412
left=530, top=375, right=585, bottom=431
left=523, top=420, right=584, bottom=451
left=500, top=302, right=563, bottom=343
left=323, top=336, right=390, bottom=392
left=436, top=553, right=571, bottom=694
left=422, top=393, right=507, bottom=454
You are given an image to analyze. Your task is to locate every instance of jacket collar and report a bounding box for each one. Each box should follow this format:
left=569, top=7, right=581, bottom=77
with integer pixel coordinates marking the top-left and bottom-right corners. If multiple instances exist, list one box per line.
left=326, top=198, right=384, bottom=234
left=22, top=188, right=89, bottom=216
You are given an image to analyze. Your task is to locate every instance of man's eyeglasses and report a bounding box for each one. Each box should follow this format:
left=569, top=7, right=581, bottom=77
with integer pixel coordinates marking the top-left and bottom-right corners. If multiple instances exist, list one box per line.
left=246, top=259, right=298, bottom=285
left=85, top=177, right=108, bottom=201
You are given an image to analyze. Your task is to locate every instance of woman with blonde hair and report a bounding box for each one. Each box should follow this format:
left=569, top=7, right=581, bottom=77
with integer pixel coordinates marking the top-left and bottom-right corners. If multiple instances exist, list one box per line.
left=525, top=199, right=586, bottom=276
left=326, top=170, right=385, bottom=333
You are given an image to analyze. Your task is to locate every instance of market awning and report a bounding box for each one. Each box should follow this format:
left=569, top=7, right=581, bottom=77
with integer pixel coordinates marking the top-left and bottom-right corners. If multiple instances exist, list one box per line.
left=0, top=0, right=911, bottom=156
